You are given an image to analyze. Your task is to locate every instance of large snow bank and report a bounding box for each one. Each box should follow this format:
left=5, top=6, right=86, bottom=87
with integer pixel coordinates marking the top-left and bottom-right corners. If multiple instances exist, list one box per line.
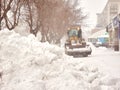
left=0, top=29, right=120, bottom=90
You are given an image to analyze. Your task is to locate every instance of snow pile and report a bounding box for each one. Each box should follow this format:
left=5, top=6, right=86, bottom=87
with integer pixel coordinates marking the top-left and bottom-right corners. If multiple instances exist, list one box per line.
left=0, top=29, right=120, bottom=90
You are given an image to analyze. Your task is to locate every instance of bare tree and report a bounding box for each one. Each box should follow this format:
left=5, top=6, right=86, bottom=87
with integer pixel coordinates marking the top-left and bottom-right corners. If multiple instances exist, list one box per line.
left=0, top=0, right=86, bottom=44
left=31, top=0, right=87, bottom=44
left=22, top=0, right=40, bottom=36
left=0, top=0, right=13, bottom=22
left=0, top=0, right=23, bottom=30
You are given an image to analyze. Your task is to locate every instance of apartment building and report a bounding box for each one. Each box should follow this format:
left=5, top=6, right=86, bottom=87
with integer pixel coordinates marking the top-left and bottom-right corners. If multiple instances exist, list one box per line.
left=97, top=0, right=120, bottom=51
left=97, top=0, right=120, bottom=28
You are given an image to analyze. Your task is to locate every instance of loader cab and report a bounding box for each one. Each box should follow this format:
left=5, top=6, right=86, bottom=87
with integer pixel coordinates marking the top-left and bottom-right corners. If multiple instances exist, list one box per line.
left=67, top=29, right=78, bottom=37
left=67, top=27, right=81, bottom=42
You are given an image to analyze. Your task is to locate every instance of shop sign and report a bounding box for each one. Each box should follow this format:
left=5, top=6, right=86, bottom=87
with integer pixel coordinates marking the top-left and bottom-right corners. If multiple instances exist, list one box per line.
left=118, top=14, right=120, bottom=39
left=113, top=16, right=119, bottom=28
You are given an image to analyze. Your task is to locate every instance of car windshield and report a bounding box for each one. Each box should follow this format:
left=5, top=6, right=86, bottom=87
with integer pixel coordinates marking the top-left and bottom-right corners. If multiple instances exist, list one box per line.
left=68, top=29, right=78, bottom=37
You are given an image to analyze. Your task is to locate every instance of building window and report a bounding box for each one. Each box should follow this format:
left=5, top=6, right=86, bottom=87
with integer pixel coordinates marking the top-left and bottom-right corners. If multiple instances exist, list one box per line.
left=110, top=4, right=118, bottom=15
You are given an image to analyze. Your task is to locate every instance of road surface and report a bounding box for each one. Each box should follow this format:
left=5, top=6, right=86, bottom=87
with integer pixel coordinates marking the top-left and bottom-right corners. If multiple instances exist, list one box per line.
left=75, top=47, right=120, bottom=78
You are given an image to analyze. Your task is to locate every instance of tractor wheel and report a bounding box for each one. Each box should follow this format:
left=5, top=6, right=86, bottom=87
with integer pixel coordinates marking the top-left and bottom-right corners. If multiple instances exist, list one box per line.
left=82, top=53, right=88, bottom=57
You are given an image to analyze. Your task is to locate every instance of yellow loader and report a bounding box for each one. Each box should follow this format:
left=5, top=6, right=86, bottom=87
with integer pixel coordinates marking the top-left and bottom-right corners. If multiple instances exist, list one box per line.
left=65, top=26, right=92, bottom=57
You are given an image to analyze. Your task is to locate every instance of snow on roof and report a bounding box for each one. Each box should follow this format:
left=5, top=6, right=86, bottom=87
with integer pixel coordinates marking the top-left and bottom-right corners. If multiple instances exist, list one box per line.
left=89, top=29, right=109, bottom=38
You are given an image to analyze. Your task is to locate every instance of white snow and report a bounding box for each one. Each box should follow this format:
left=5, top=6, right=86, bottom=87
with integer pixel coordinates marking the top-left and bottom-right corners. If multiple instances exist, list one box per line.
left=0, top=29, right=120, bottom=90
left=89, top=29, right=109, bottom=38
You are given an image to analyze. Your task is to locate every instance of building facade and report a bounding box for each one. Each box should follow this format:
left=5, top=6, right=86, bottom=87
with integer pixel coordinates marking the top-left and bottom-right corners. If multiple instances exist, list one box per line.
left=97, top=0, right=120, bottom=51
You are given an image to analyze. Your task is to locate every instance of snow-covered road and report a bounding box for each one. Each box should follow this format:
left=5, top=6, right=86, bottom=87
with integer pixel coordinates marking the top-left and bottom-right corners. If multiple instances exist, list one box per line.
left=75, top=47, right=120, bottom=78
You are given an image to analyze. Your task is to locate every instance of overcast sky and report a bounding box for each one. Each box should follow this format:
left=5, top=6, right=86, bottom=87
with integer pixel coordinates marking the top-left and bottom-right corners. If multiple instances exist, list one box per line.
left=81, top=0, right=108, bottom=29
